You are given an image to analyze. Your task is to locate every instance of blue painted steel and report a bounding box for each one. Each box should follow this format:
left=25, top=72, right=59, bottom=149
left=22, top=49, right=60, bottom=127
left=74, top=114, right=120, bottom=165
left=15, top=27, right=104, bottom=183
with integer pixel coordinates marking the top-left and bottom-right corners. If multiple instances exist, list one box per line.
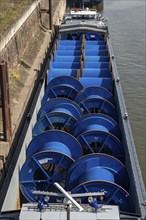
left=26, top=130, right=83, bottom=159
left=55, top=50, right=81, bottom=56
left=79, top=78, right=113, bottom=92
left=48, top=68, right=78, bottom=80
left=19, top=151, right=74, bottom=202
left=19, top=130, right=83, bottom=202
left=50, top=61, right=80, bottom=69
left=75, top=86, right=115, bottom=105
left=71, top=113, right=121, bottom=140
left=90, top=198, right=99, bottom=211
left=66, top=154, right=129, bottom=190
left=54, top=56, right=81, bottom=62
left=71, top=182, right=132, bottom=212
left=32, top=112, right=77, bottom=136
left=42, top=85, right=79, bottom=103
left=65, top=154, right=132, bottom=212
left=84, top=50, right=108, bottom=56
left=58, top=40, right=82, bottom=45
left=76, top=130, right=124, bottom=162
left=85, top=41, right=106, bottom=45
left=85, top=45, right=106, bottom=50
left=84, top=56, right=109, bottom=62
left=57, top=45, right=82, bottom=50
left=47, top=76, right=83, bottom=91
left=83, top=68, right=111, bottom=76
left=42, top=76, right=83, bottom=104
left=84, top=62, right=109, bottom=69
left=78, top=98, right=118, bottom=121
left=49, top=72, right=77, bottom=79
left=38, top=98, right=82, bottom=119
left=82, top=69, right=111, bottom=78
left=33, top=98, right=82, bottom=136
left=19, top=32, right=134, bottom=212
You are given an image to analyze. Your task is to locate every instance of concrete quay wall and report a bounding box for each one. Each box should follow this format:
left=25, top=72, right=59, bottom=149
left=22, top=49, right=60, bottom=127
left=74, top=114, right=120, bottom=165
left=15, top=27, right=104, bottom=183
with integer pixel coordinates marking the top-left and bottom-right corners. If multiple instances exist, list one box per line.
left=0, top=0, right=66, bottom=211
left=0, top=0, right=64, bottom=70
left=0, top=0, right=66, bottom=143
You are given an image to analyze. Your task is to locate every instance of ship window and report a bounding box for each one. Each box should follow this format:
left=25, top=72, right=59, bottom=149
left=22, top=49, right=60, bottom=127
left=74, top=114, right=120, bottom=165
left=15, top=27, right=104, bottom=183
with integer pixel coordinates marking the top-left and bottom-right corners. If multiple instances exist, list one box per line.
left=72, top=15, right=95, bottom=20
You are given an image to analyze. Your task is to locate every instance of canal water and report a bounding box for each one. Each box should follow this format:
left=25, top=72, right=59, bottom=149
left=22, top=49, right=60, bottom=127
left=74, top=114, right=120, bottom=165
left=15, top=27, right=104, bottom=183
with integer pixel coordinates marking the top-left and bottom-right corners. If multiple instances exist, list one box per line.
left=102, top=0, right=146, bottom=187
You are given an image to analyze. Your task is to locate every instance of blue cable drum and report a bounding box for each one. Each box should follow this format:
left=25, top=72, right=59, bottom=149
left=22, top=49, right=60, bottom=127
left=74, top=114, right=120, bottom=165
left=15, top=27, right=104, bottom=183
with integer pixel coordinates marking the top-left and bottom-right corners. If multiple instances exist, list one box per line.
left=42, top=76, right=83, bottom=105
left=32, top=112, right=78, bottom=136
left=76, top=130, right=124, bottom=162
left=19, top=130, right=83, bottom=202
left=33, top=98, right=82, bottom=136
left=65, top=154, right=132, bottom=212
left=79, top=98, right=118, bottom=121
left=37, top=98, right=82, bottom=119
left=42, top=85, right=79, bottom=104
left=47, top=76, right=83, bottom=90
left=71, top=114, right=124, bottom=162
left=26, top=130, right=83, bottom=159
left=74, top=86, right=115, bottom=105
left=74, top=86, right=117, bottom=120
left=71, top=114, right=121, bottom=140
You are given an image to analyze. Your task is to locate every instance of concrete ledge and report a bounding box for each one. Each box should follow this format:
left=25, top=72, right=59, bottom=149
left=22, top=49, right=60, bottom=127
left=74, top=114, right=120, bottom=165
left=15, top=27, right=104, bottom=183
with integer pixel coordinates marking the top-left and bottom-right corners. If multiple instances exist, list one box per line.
left=0, top=0, right=42, bottom=53
left=0, top=0, right=66, bottom=168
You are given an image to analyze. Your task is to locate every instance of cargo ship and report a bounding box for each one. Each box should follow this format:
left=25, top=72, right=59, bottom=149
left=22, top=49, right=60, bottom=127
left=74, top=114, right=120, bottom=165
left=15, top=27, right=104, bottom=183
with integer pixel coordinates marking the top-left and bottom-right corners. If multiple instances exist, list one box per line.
left=67, top=0, right=103, bottom=8
left=0, top=5, right=146, bottom=220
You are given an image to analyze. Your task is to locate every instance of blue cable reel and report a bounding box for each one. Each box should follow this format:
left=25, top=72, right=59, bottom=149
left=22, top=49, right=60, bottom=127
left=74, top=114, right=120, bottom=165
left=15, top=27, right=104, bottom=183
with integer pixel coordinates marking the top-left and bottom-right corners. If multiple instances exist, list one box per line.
left=33, top=98, right=83, bottom=136
left=19, top=130, right=83, bottom=202
left=65, top=154, right=133, bottom=212
left=37, top=98, right=82, bottom=120
left=71, top=113, right=121, bottom=140
left=71, top=114, right=124, bottom=162
left=33, top=112, right=78, bottom=137
left=78, top=98, right=118, bottom=121
left=76, top=130, right=124, bottom=163
left=74, top=86, right=118, bottom=121
left=74, top=86, right=115, bottom=105
left=41, top=76, right=83, bottom=105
